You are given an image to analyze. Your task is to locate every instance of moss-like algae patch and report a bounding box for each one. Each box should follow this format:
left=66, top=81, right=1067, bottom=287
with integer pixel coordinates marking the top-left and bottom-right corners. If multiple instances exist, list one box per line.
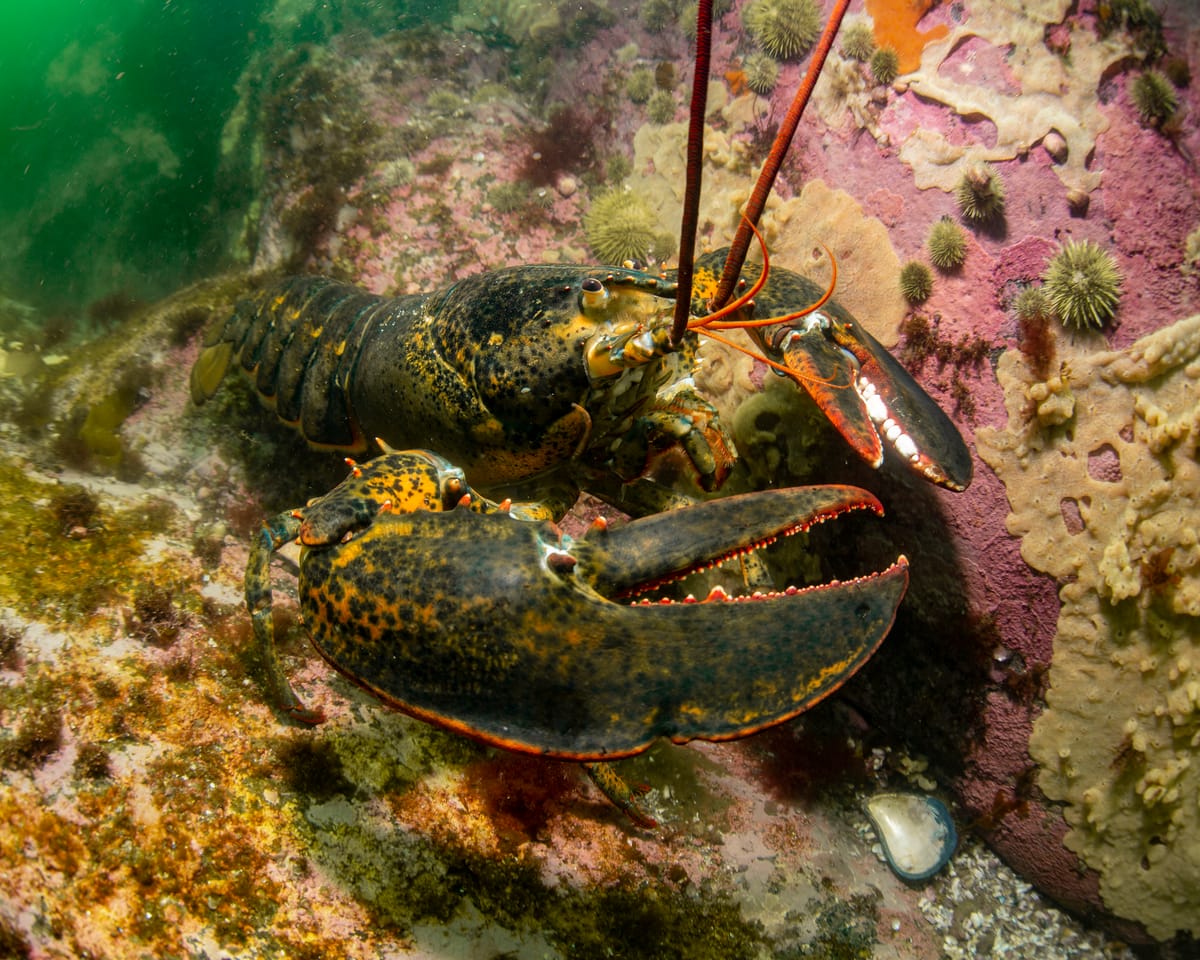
left=0, top=650, right=297, bottom=956
left=0, top=463, right=156, bottom=623
left=302, top=809, right=766, bottom=960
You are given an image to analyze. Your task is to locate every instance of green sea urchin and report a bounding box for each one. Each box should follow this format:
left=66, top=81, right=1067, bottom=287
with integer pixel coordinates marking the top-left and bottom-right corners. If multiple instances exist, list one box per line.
left=956, top=163, right=1006, bottom=222
left=743, top=52, right=780, bottom=94
left=626, top=68, right=655, bottom=104
left=869, top=47, right=900, bottom=86
left=1042, top=240, right=1123, bottom=330
left=840, top=21, right=875, bottom=62
left=1013, top=285, right=1050, bottom=324
left=646, top=89, right=676, bottom=124
left=639, top=0, right=676, bottom=32
left=1012, top=285, right=1055, bottom=378
left=927, top=218, right=967, bottom=270
left=1130, top=71, right=1178, bottom=125
left=678, top=1, right=699, bottom=41
left=487, top=182, right=528, bottom=214
left=899, top=261, right=933, bottom=304
left=742, top=0, right=821, bottom=60
left=584, top=189, right=674, bottom=265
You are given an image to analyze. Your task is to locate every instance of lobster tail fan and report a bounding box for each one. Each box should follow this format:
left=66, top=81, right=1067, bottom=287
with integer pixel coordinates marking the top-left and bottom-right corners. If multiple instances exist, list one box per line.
left=190, top=340, right=233, bottom=405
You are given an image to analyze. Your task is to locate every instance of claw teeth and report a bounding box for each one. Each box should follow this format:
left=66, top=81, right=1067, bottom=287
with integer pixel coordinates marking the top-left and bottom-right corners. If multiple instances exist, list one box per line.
left=705, top=585, right=730, bottom=602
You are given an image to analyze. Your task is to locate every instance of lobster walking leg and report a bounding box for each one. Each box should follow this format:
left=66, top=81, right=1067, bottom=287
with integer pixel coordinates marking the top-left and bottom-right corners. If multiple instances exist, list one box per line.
left=245, top=512, right=326, bottom=724
left=583, top=762, right=657, bottom=829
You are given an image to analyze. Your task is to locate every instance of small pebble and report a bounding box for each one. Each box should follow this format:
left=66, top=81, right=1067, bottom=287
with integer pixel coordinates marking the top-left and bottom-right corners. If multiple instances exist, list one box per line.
left=556, top=175, right=577, bottom=198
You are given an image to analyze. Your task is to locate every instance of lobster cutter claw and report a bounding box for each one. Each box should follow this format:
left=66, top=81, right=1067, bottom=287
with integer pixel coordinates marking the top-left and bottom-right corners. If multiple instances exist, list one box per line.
left=761, top=311, right=973, bottom=492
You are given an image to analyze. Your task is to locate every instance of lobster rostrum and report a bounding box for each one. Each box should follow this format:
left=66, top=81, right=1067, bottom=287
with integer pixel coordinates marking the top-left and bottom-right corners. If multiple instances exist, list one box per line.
left=246, top=445, right=909, bottom=825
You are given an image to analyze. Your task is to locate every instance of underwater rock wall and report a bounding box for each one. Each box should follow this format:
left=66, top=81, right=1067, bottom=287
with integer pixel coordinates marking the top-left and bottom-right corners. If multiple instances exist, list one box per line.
left=978, top=317, right=1200, bottom=941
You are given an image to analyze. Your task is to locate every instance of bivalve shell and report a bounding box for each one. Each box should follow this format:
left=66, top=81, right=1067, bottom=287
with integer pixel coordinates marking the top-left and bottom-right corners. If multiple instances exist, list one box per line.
left=865, top=792, right=957, bottom=882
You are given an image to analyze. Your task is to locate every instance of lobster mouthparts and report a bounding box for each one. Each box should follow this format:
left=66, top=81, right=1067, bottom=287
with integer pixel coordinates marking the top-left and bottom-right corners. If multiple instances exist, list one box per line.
left=300, top=482, right=908, bottom=761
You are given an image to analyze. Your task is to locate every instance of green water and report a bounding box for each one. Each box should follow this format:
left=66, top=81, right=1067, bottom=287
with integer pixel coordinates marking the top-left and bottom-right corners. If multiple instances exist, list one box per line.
left=0, top=0, right=447, bottom=319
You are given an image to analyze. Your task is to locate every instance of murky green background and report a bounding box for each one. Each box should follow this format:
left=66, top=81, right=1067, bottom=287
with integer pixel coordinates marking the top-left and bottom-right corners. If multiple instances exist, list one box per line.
left=0, top=0, right=455, bottom=314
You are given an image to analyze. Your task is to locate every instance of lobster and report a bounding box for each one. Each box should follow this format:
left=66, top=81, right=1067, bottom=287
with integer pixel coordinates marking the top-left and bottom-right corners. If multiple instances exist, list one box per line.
left=190, top=249, right=971, bottom=520
left=198, top=0, right=974, bottom=826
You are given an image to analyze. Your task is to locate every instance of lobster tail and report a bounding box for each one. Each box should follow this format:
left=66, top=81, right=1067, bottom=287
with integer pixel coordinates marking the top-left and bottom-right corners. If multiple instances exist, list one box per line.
left=191, top=277, right=408, bottom=452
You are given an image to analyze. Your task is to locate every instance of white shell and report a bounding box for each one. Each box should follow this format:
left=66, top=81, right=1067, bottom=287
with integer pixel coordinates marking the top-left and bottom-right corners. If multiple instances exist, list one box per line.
left=865, top=792, right=957, bottom=881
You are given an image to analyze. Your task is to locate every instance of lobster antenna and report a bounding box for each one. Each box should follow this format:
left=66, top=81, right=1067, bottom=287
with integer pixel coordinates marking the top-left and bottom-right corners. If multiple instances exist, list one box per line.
left=669, top=0, right=714, bottom=347
left=712, top=0, right=851, bottom=309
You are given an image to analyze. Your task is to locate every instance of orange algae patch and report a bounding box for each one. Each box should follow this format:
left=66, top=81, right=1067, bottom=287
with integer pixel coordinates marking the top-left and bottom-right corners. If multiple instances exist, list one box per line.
left=866, top=0, right=950, bottom=74
left=725, top=67, right=749, bottom=97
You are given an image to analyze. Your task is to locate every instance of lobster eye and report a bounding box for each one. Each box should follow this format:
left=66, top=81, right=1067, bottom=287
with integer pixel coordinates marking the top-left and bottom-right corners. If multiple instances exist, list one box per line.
left=580, top=277, right=609, bottom=310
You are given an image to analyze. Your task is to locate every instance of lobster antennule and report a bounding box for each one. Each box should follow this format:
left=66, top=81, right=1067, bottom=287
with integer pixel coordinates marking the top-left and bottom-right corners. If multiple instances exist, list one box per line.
left=687, top=218, right=773, bottom=331
left=704, top=244, right=838, bottom=331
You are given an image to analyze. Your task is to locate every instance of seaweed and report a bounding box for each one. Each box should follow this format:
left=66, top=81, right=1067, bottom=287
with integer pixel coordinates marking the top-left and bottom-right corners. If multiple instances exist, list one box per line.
left=274, top=736, right=354, bottom=801
left=52, top=487, right=100, bottom=536
left=517, top=105, right=603, bottom=187
left=0, top=699, right=62, bottom=771
left=74, top=742, right=112, bottom=780
left=129, top=584, right=188, bottom=648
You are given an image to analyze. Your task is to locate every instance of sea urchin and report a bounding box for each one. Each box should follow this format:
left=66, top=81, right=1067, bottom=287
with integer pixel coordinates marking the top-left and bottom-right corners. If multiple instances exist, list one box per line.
left=927, top=218, right=967, bottom=270
left=743, top=52, right=780, bottom=94
left=870, top=47, right=900, bottom=86
left=584, top=189, right=674, bottom=266
left=1013, top=285, right=1050, bottom=324
left=646, top=89, right=676, bottom=124
left=899, top=261, right=933, bottom=304
left=956, top=162, right=1005, bottom=222
left=626, top=68, right=655, bottom=104
left=1130, top=70, right=1178, bottom=126
left=742, top=0, right=821, bottom=60
left=840, top=21, right=875, bottom=62
left=1041, top=240, right=1123, bottom=330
